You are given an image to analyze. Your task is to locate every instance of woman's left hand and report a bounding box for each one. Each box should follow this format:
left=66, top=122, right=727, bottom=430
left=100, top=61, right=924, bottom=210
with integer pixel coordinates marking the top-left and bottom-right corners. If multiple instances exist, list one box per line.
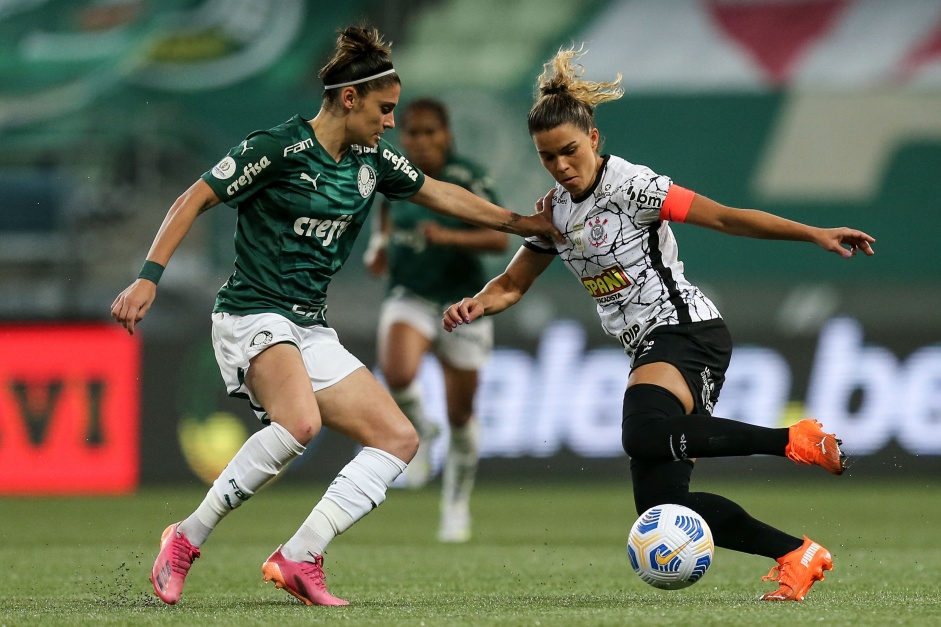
left=815, top=228, right=876, bottom=258
left=522, top=188, right=560, bottom=244
left=534, top=188, right=555, bottom=224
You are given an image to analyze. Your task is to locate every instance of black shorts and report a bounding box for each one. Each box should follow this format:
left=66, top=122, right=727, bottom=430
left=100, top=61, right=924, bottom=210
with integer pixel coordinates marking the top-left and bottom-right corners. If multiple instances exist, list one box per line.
left=631, top=319, right=733, bottom=415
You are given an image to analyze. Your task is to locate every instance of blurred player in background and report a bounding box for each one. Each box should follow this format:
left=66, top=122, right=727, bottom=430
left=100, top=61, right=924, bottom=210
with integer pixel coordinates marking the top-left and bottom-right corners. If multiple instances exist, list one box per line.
left=443, top=45, right=875, bottom=602
left=111, top=25, right=560, bottom=607
left=364, top=98, right=508, bottom=542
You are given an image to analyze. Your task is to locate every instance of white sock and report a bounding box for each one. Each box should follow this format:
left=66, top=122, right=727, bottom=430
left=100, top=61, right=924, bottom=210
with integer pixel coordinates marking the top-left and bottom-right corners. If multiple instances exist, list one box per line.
left=179, top=422, right=305, bottom=547
left=281, top=447, right=406, bottom=561
left=390, top=382, right=434, bottom=437
left=442, top=417, right=480, bottom=508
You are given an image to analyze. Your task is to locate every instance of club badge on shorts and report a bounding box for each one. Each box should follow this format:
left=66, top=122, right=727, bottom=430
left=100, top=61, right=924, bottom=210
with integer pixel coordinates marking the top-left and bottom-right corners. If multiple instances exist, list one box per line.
left=251, top=331, right=273, bottom=347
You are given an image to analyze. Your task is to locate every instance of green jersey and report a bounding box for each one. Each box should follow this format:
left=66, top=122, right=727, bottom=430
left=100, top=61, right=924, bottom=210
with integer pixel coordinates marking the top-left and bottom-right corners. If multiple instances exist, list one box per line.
left=201, top=115, right=425, bottom=326
left=386, top=154, right=498, bottom=305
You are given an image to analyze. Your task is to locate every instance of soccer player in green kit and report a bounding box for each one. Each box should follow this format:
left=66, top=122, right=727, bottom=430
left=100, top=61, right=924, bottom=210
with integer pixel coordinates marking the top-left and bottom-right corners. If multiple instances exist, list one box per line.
left=364, top=99, right=508, bottom=542
left=111, top=25, right=561, bottom=607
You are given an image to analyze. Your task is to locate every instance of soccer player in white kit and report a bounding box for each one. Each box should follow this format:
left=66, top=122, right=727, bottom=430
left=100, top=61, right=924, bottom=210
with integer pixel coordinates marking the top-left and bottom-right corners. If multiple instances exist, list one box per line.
left=443, top=46, right=875, bottom=602
left=111, top=26, right=561, bottom=608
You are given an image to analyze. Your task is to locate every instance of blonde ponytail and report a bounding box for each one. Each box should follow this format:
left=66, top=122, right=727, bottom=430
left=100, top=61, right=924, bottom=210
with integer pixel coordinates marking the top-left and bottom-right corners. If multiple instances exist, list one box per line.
left=529, top=45, right=622, bottom=135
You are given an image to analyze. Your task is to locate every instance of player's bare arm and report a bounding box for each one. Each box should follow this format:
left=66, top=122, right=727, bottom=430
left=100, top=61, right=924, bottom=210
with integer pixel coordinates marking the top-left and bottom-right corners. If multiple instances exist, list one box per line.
left=420, top=222, right=509, bottom=251
left=443, top=246, right=553, bottom=331
left=410, top=176, right=563, bottom=242
left=439, top=187, right=551, bottom=251
left=684, top=194, right=875, bottom=258
left=111, top=179, right=220, bottom=334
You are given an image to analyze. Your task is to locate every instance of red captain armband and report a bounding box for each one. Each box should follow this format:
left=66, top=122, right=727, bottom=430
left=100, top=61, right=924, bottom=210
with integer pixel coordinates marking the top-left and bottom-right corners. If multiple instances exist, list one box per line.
left=659, top=185, right=695, bottom=223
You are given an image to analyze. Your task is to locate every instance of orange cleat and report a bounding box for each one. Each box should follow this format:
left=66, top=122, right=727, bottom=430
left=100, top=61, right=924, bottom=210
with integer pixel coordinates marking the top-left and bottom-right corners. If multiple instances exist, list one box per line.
left=262, top=546, right=349, bottom=606
left=759, top=536, right=833, bottom=601
left=785, top=419, right=846, bottom=475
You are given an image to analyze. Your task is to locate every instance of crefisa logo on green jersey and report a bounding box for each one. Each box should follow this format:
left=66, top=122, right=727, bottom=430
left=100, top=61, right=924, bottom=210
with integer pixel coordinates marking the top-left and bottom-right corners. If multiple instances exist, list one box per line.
left=226, top=157, right=272, bottom=196
left=382, top=149, right=419, bottom=182
left=294, top=214, right=352, bottom=246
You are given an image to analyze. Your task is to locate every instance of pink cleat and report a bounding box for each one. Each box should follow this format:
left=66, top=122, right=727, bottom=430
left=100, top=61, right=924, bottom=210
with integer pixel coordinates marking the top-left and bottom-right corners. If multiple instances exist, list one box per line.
left=150, top=522, right=200, bottom=604
left=262, top=546, right=349, bottom=606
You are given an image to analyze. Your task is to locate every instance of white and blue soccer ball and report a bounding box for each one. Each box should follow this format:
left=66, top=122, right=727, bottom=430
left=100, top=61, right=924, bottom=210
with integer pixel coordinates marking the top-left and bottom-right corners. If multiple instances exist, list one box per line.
left=627, top=503, right=714, bottom=590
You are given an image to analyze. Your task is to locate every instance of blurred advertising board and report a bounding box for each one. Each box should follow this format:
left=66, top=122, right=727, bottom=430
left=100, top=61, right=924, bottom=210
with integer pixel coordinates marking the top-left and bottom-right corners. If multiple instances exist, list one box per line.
left=136, top=315, right=940, bottom=485
left=0, top=324, right=140, bottom=494
left=412, top=317, right=941, bottom=476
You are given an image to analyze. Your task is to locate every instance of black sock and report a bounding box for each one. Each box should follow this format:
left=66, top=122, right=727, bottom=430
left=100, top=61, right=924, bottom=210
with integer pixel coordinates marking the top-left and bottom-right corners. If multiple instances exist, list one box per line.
left=622, top=384, right=789, bottom=462
left=631, top=456, right=803, bottom=559
left=686, top=492, right=803, bottom=559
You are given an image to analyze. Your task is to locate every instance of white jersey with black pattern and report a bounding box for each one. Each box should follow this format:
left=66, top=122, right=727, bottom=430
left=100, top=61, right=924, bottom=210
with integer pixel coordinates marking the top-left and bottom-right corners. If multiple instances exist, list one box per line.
left=524, top=154, right=721, bottom=355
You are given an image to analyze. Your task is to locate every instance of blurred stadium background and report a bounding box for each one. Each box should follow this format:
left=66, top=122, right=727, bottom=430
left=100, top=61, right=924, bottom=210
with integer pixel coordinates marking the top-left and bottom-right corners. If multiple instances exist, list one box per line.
left=1, top=0, right=939, bottom=494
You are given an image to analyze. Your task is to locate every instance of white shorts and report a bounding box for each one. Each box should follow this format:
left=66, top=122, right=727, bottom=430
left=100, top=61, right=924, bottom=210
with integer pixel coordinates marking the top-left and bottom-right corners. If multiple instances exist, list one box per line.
left=211, top=311, right=364, bottom=422
left=378, top=289, right=493, bottom=370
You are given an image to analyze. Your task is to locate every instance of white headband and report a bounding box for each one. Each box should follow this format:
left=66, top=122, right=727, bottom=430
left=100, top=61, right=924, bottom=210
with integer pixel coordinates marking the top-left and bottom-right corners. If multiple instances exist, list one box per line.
left=323, top=68, right=397, bottom=90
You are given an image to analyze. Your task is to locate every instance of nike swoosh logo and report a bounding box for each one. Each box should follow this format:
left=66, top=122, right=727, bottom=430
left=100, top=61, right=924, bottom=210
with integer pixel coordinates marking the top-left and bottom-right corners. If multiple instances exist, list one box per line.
left=655, top=539, right=693, bottom=566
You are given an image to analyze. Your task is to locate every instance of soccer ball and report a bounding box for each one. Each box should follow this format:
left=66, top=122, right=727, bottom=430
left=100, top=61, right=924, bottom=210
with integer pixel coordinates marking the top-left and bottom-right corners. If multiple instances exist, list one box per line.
left=627, top=503, right=714, bottom=590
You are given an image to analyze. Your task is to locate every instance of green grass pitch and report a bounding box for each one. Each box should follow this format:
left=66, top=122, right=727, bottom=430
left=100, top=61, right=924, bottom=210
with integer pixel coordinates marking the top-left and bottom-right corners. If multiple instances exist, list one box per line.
left=2, top=478, right=940, bottom=626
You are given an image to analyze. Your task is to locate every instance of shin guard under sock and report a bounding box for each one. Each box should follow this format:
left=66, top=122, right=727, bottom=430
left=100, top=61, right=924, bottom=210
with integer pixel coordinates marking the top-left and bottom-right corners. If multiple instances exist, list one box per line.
left=282, top=447, right=407, bottom=560
left=685, top=492, right=803, bottom=559
left=630, top=458, right=802, bottom=558
left=622, top=384, right=789, bottom=462
left=442, top=418, right=480, bottom=507
left=180, top=422, right=305, bottom=547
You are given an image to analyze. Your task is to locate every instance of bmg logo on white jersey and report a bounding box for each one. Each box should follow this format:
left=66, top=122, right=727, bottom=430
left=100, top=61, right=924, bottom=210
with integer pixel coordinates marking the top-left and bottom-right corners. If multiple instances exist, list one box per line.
left=625, top=184, right=665, bottom=208
left=226, top=157, right=272, bottom=196
left=293, top=214, right=352, bottom=247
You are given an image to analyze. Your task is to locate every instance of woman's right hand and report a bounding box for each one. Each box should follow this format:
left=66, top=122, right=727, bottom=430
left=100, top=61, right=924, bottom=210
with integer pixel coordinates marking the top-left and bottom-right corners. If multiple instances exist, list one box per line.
left=442, top=297, right=485, bottom=332
left=111, top=279, right=157, bottom=335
